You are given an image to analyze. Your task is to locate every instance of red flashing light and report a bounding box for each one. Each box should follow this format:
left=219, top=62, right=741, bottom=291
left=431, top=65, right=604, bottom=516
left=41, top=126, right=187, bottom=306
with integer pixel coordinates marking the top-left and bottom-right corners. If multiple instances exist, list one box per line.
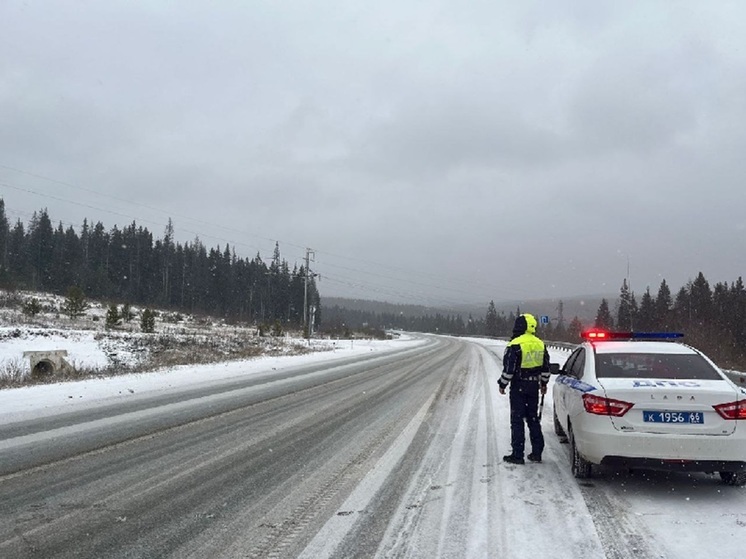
left=581, top=329, right=609, bottom=340
left=713, top=400, right=746, bottom=420
left=582, top=393, right=634, bottom=416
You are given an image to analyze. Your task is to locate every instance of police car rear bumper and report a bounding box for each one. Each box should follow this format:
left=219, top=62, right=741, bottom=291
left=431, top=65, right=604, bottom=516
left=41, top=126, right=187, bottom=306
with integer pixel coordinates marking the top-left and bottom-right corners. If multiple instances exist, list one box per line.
left=574, top=419, right=746, bottom=467
left=600, top=456, right=746, bottom=473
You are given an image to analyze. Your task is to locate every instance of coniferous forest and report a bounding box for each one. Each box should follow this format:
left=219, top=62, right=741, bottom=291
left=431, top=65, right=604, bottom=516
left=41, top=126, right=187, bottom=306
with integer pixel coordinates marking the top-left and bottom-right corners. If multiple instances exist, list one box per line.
left=1, top=199, right=744, bottom=369
left=0, top=200, right=320, bottom=328
left=324, top=279, right=746, bottom=370
left=583, top=276, right=746, bottom=369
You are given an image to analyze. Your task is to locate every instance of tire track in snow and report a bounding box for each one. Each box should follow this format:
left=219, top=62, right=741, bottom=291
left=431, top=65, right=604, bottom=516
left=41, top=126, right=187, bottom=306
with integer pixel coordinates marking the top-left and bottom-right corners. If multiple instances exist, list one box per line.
left=575, top=481, right=665, bottom=559
left=473, top=340, right=607, bottom=559
left=468, top=345, right=507, bottom=558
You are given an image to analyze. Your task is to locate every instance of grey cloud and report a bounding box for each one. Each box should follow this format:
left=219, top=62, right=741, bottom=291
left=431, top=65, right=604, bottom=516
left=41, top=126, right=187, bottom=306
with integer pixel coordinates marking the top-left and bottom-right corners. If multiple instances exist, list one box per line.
left=2, top=1, right=746, bottom=305
left=352, top=94, right=567, bottom=180
left=568, top=47, right=714, bottom=156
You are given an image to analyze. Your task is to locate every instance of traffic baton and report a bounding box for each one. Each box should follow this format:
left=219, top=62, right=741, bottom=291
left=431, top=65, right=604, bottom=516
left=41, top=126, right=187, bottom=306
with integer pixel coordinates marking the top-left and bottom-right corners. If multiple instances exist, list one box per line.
left=538, top=392, right=545, bottom=420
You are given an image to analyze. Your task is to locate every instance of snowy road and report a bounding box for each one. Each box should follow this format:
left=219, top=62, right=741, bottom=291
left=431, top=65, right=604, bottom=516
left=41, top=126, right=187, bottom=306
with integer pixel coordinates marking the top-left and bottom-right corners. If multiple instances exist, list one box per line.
left=0, top=335, right=744, bottom=558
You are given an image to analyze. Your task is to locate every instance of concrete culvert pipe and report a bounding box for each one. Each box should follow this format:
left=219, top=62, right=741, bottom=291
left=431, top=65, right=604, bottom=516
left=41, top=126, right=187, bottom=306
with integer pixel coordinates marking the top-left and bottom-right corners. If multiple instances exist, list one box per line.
left=23, top=350, right=72, bottom=380
left=32, top=359, right=55, bottom=378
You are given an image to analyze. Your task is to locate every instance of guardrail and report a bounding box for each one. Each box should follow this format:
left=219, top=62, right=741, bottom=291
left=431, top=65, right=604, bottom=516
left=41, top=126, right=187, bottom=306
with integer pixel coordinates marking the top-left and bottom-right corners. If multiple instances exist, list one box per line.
left=545, top=341, right=577, bottom=352
left=723, top=369, right=746, bottom=386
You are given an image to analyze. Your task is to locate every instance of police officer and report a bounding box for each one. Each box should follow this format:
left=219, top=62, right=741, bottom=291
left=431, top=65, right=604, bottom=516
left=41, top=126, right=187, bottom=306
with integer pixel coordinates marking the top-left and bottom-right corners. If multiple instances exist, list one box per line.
left=498, top=313, right=550, bottom=464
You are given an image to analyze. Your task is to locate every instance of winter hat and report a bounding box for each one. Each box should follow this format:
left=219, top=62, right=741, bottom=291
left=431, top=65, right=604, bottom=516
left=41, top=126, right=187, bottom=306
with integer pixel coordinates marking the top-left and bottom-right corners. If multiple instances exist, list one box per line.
left=512, top=315, right=527, bottom=336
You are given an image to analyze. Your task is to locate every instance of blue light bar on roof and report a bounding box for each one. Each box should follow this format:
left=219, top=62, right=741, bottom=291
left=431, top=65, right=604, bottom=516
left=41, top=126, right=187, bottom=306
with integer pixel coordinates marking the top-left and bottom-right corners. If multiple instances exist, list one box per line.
left=581, top=330, right=684, bottom=341
left=627, top=332, right=684, bottom=339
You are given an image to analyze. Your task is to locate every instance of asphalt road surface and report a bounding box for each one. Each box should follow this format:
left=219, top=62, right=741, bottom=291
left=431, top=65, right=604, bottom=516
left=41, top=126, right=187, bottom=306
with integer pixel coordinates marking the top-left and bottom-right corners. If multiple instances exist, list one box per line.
left=1, top=336, right=744, bottom=558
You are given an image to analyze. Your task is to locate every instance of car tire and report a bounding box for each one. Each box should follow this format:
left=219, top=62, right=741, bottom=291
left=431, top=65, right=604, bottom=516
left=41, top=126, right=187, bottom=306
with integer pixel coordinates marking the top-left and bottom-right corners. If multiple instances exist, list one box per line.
left=569, top=425, right=592, bottom=479
left=554, top=407, right=567, bottom=439
left=719, top=471, right=746, bottom=486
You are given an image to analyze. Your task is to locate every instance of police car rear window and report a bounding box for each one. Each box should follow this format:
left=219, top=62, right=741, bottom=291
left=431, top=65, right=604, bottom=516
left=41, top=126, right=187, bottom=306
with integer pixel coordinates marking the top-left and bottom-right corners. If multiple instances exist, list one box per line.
left=594, top=353, right=722, bottom=380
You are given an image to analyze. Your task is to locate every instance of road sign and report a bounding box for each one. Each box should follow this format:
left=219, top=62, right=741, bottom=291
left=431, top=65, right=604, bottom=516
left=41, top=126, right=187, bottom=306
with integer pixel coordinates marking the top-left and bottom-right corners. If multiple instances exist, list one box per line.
left=540, top=315, right=550, bottom=325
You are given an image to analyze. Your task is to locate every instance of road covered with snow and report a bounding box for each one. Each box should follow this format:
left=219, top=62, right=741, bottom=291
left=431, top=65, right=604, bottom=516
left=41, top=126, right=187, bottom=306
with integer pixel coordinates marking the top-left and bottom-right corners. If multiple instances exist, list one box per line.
left=0, top=334, right=744, bottom=558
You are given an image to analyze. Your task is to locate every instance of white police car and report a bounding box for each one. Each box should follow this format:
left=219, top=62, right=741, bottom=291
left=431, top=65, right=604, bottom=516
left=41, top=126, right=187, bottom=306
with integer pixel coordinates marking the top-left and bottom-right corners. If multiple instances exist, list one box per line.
left=552, top=330, right=746, bottom=485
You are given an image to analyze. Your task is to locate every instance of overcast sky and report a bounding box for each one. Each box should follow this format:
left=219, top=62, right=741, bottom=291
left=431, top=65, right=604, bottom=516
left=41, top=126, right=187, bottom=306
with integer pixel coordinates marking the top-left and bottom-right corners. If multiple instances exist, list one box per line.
left=2, top=1, right=745, bottom=309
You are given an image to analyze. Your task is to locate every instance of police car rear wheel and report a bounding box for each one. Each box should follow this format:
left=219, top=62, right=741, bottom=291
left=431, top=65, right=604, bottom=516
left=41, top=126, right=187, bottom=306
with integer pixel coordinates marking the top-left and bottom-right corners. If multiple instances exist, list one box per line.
left=569, top=425, right=591, bottom=479
left=719, top=471, right=746, bottom=486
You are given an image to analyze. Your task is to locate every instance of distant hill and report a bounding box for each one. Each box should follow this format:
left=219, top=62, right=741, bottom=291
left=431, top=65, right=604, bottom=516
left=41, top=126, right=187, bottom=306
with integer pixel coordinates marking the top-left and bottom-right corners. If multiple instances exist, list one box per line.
left=489, top=295, right=614, bottom=326
left=321, top=294, right=616, bottom=327
left=321, top=298, right=454, bottom=319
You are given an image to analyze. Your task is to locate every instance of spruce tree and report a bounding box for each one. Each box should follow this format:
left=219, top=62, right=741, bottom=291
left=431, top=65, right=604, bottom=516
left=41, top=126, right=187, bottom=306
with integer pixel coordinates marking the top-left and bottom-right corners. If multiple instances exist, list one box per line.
left=567, top=316, right=584, bottom=341
left=594, top=298, right=614, bottom=329
left=689, top=271, right=712, bottom=326
left=61, top=286, right=89, bottom=319
left=140, top=308, right=156, bottom=333
left=637, top=287, right=655, bottom=331
left=22, top=297, right=42, bottom=317
left=106, top=304, right=121, bottom=328
left=556, top=300, right=565, bottom=332
left=730, top=278, right=746, bottom=357
left=712, top=282, right=730, bottom=334
left=27, top=209, right=54, bottom=290
left=654, top=279, right=673, bottom=330
left=0, top=199, right=9, bottom=279
left=673, top=285, right=691, bottom=330
left=7, top=220, right=27, bottom=285
left=121, top=302, right=134, bottom=323
left=616, top=279, right=636, bottom=330
left=485, top=301, right=498, bottom=337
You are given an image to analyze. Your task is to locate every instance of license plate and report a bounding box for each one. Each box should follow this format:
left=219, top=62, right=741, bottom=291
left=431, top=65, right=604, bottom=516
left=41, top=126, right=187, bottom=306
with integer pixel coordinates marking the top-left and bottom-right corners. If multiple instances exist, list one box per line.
left=643, top=411, right=704, bottom=424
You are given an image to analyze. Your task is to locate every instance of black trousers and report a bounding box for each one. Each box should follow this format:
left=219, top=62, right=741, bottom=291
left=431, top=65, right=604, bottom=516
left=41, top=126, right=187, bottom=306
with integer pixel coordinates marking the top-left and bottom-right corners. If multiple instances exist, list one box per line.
left=509, top=384, right=544, bottom=457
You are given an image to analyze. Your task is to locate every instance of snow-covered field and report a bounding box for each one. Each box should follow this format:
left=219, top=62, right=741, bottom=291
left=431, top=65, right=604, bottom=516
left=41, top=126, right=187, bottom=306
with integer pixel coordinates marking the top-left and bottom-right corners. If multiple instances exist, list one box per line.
left=0, top=330, right=425, bottom=424
left=0, top=289, right=373, bottom=390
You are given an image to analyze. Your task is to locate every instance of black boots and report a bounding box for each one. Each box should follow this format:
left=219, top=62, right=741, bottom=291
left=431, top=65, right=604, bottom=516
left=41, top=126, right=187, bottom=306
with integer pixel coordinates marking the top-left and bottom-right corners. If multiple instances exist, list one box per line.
left=503, top=454, right=525, bottom=464
left=503, top=453, right=542, bottom=464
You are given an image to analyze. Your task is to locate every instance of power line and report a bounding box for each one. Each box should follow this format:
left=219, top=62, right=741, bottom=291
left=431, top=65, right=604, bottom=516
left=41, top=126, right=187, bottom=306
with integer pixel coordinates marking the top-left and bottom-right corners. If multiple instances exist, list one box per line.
left=0, top=164, right=306, bottom=252
left=0, top=162, right=536, bottom=305
left=0, top=164, right=513, bottom=297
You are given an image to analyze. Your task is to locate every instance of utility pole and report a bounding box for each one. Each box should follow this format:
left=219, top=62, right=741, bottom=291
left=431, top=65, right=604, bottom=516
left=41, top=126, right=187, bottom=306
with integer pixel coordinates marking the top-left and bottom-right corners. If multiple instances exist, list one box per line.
left=304, top=248, right=315, bottom=338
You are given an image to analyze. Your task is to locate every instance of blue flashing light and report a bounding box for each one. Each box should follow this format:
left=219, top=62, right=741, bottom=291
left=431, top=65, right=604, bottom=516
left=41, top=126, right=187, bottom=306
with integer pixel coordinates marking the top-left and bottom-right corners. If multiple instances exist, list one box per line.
left=628, top=332, right=684, bottom=340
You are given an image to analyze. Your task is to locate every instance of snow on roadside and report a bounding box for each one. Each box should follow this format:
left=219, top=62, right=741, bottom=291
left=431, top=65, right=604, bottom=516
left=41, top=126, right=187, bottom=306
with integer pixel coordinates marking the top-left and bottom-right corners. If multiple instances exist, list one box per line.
left=0, top=327, right=113, bottom=369
left=0, top=333, right=428, bottom=424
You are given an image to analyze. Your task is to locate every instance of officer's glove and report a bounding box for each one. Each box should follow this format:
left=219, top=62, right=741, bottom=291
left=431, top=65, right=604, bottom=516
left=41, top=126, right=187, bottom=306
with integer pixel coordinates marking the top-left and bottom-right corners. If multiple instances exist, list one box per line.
left=540, top=384, right=547, bottom=395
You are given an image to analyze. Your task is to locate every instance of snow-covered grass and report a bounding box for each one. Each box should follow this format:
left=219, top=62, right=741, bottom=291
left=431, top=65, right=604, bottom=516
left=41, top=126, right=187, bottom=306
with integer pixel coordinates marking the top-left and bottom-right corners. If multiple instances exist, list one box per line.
left=0, top=289, right=364, bottom=388
left=0, top=333, right=426, bottom=424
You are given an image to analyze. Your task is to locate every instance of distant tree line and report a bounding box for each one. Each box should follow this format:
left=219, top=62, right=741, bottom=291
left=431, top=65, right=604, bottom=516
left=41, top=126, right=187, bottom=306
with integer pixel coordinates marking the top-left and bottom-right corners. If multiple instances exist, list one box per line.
left=0, top=200, right=320, bottom=328
left=538, top=274, right=746, bottom=368
left=325, top=274, right=746, bottom=370
left=322, top=300, right=534, bottom=339
left=580, top=274, right=746, bottom=368
left=321, top=305, right=486, bottom=337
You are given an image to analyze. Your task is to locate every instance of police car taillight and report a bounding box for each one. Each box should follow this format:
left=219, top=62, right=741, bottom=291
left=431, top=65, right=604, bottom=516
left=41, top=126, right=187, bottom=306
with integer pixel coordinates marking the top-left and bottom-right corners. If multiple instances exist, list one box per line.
left=713, top=400, right=746, bottom=420
left=581, top=330, right=684, bottom=341
left=582, top=394, right=634, bottom=416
